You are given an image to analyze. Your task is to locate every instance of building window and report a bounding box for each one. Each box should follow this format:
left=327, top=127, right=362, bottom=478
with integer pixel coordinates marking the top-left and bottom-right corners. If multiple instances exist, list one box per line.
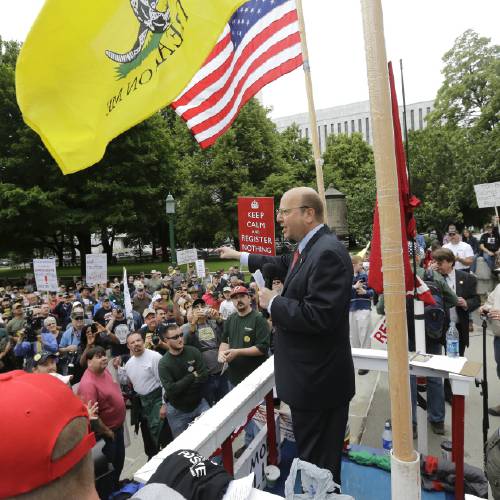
left=426, top=107, right=431, bottom=115
left=344, top=121, right=348, bottom=134
left=410, top=109, right=414, bottom=130
left=324, top=124, right=328, bottom=141
left=418, top=108, right=423, bottom=129
left=305, top=127, right=309, bottom=139
left=365, top=117, right=370, bottom=143
left=358, top=118, right=362, bottom=133
left=350, top=120, right=354, bottom=134
left=331, top=124, right=334, bottom=134
left=338, top=123, right=341, bottom=134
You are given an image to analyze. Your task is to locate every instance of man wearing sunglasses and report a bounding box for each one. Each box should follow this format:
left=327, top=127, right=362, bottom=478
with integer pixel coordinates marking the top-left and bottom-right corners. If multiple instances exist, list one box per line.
left=158, top=324, right=209, bottom=438
left=218, top=186, right=354, bottom=489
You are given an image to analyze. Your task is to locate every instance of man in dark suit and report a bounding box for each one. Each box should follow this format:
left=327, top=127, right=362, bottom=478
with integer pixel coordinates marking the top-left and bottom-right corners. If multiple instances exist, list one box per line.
left=218, top=187, right=355, bottom=486
left=432, top=248, right=480, bottom=403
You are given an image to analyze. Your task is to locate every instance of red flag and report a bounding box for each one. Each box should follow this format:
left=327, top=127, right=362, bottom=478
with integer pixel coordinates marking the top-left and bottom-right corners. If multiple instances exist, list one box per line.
left=368, top=62, right=420, bottom=294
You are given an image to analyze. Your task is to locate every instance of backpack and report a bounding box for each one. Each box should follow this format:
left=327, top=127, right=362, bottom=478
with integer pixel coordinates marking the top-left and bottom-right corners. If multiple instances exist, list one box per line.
left=422, top=270, right=447, bottom=340
left=486, top=428, right=500, bottom=499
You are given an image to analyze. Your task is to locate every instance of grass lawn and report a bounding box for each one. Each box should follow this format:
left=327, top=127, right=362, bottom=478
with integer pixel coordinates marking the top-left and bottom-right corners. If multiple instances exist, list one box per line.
left=0, top=259, right=242, bottom=280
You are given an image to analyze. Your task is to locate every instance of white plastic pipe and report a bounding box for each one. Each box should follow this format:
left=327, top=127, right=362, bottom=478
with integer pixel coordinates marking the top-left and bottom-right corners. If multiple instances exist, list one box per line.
left=413, top=299, right=428, bottom=454
left=391, top=449, right=421, bottom=500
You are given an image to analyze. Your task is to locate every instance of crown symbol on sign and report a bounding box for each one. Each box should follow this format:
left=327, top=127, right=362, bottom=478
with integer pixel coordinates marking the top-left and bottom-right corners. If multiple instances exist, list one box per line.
left=251, top=200, right=259, bottom=209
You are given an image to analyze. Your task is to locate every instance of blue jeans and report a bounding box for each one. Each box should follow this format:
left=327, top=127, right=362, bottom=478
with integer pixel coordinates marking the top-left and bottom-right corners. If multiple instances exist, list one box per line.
left=102, top=425, right=125, bottom=488
left=228, top=381, right=258, bottom=447
left=411, top=341, right=445, bottom=424
left=494, top=337, right=500, bottom=379
left=167, top=399, right=209, bottom=438
left=204, top=373, right=229, bottom=407
left=483, top=253, right=496, bottom=271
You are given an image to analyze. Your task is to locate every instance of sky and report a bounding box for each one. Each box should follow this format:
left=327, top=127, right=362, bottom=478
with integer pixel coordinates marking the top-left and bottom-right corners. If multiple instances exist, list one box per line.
left=1, top=0, right=498, bottom=118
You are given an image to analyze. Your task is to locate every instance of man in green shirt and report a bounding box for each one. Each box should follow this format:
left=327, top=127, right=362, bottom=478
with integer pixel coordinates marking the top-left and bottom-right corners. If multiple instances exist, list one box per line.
left=5, top=302, right=26, bottom=337
left=158, top=324, right=209, bottom=438
left=219, top=285, right=270, bottom=457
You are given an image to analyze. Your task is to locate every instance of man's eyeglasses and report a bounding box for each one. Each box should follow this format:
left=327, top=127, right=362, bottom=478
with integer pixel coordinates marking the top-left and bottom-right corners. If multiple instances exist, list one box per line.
left=275, top=206, right=310, bottom=217
left=74, top=316, right=84, bottom=321
left=166, top=333, right=183, bottom=341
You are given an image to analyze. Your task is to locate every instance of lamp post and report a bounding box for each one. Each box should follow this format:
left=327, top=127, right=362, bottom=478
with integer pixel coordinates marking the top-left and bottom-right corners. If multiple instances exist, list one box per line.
left=165, top=193, right=176, bottom=266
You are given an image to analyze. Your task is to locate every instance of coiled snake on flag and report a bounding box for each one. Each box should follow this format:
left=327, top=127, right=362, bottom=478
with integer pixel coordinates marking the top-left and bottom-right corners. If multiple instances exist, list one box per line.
left=105, top=0, right=171, bottom=64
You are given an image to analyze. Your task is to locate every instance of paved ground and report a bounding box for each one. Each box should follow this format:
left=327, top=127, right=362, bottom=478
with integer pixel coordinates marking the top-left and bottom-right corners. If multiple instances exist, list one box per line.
left=121, top=309, right=500, bottom=493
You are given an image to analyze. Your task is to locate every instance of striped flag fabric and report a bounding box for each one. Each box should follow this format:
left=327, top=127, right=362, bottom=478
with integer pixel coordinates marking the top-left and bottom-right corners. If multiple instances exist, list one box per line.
left=172, top=0, right=303, bottom=148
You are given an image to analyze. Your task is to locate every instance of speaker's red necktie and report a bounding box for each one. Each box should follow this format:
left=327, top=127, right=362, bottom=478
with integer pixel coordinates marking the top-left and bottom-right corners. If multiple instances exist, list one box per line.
left=290, top=249, right=300, bottom=270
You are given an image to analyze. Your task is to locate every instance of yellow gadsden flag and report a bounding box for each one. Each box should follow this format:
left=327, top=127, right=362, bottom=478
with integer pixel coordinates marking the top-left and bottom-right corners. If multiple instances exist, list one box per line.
left=16, top=0, right=246, bottom=174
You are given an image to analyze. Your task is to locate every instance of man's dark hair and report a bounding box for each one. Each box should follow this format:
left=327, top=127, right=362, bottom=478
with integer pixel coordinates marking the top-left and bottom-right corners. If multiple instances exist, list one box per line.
left=85, top=345, right=106, bottom=361
left=126, top=331, right=142, bottom=342
left=432, top=248, right=455, bottom=265
left=301, top=190, right=324, bottom=222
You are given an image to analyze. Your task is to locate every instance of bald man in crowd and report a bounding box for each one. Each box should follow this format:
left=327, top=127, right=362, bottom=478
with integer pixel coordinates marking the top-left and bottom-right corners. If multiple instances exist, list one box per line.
left=219, top=187, right=354, bottom=489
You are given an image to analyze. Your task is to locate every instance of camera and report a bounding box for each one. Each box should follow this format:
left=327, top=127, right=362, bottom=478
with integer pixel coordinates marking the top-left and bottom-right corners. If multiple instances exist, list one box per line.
left=151, top=333, right=161, bottom=346
left=24, top=309, right=44, bottom=343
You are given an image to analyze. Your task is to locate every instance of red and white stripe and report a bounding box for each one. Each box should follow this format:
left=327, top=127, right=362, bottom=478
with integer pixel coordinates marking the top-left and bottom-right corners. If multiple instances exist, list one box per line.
left=406, top=276, right=436, bottom=305
left=172, top=0, right=302, bottom=148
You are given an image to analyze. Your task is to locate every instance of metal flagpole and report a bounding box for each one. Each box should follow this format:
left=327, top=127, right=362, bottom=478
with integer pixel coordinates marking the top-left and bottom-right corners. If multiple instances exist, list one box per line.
left=295, top=0, right=329, bottom=225
left=360, top=1, right=420, bottom=498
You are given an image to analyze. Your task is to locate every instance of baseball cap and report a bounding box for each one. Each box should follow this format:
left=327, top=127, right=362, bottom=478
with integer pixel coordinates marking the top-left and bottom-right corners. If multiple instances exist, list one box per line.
left=192, top=298, right=206, bottom=308
left=136, top=284, right=145, bottom=290
left=0, top=371, right=96, bottom=497
left=71, top=310, right=84, bottom=320
left=33, top=351, right=59, bottom=367
left=223, top=287, right=232, bottom=292
left=143, top=308, right=156, bottom=319
left=230, top=286, right=249, bottom=298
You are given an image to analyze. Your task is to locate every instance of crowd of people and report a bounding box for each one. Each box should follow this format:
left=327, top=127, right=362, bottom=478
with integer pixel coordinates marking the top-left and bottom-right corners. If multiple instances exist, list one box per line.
left=0, top=264, right=283, bottom=494
left=0, top=210, right=499, bottom=498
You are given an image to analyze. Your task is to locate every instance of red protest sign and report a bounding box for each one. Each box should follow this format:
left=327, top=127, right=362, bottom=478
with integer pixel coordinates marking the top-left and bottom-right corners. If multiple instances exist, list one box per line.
left=238, top=197, right=275, bottom=256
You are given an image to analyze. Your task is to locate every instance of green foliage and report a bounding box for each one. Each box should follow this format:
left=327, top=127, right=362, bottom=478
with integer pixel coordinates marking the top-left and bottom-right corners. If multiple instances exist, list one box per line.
left=414, top=29, right=499, bottom=230
left=322, top=133, right=376, bottom=242
left=429, top=29, right=499, bottom=131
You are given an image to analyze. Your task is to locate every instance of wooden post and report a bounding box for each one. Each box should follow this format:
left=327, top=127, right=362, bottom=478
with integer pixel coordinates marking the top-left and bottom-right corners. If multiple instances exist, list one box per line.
left=360, top=0, right=416, bottom=464
left=295, top=0, right=328, bottom=225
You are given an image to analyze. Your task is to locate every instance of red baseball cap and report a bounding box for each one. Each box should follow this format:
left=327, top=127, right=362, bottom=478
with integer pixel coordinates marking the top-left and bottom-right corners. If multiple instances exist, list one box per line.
left=230, top=285, right=249, bottom=298
left=0, top=371, right=96, bottom=498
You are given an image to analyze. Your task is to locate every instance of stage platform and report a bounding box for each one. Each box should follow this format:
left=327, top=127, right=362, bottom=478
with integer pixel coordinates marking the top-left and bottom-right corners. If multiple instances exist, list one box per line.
left=264, top=440, right=454, bottom=499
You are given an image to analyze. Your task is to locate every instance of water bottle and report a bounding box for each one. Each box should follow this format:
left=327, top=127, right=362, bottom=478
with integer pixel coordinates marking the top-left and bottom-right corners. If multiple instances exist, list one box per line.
left=446, top=323, right=460, bottom=358
left=382, top=419, right=392, bottom=454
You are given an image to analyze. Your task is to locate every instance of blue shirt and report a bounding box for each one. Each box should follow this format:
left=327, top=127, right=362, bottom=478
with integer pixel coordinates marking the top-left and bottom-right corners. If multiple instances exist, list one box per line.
left=59, top=327, right=82, bottom=348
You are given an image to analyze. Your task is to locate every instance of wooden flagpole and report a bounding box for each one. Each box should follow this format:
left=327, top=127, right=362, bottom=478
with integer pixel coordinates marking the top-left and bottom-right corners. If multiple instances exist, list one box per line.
left=360, top=2, right=419, bottom=497
left=295, top=0, right=328, bottom=225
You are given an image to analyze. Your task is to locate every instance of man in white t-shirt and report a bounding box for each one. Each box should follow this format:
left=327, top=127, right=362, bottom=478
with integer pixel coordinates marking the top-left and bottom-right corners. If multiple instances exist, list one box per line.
left=116, top=332, right=171, bottom=458
left=443, top=225, right=474, bottom=271
left=218, top=287, right=236, bottom=320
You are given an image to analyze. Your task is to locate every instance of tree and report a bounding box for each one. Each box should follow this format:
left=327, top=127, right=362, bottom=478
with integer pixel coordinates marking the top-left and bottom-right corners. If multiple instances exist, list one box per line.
left=429, top=29, right=499, bottom=131
left=413, top=29, right=499, bottom=230
left=172, top=99, right=286, bottom=247
left=0, top=38, right=180, bottom=273
left=322, top=132, right=376, bottom=243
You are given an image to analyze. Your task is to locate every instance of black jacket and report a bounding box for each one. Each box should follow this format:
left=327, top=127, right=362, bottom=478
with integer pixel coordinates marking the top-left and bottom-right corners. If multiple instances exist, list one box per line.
left=249, top=225, right=355, bottom=410
left=454, top=269, right=480, bottom=347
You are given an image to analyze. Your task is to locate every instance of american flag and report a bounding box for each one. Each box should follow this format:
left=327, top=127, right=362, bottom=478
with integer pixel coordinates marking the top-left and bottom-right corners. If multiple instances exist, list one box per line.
left=172, top=0, right=302, bottom=148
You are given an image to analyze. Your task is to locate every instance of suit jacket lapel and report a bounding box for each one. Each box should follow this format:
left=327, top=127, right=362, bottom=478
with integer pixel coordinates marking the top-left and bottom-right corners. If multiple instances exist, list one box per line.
left=282, top=226, right=329, bottom=294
